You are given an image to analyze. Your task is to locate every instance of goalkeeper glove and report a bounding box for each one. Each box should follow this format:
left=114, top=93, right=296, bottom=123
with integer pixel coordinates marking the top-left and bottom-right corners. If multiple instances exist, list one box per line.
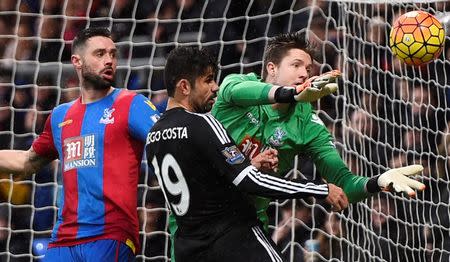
left=293, top=70, right=341, bottom=102
left=366, top=165, right=425, bottom=197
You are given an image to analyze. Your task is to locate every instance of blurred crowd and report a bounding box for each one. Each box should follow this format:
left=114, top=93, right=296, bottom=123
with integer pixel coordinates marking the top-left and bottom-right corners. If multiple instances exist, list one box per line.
left=0, top=0, right=450, bottom=261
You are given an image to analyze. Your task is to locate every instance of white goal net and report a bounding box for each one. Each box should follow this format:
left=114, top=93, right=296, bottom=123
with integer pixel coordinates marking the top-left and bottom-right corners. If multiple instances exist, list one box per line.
left=0, top=0, right=449, bottom=261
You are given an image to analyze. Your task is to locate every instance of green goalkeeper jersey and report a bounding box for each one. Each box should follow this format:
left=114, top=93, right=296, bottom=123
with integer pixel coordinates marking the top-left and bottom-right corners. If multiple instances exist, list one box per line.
left=211, top=73, right=371, bottom=225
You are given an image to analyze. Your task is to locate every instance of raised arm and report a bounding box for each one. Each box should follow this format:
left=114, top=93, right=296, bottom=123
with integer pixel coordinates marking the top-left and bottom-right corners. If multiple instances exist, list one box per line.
left=216, top=71, right=340, bottom=107
left=0, top=147, right=53, bottom=177
left=217, top=73, right=274, bottom=107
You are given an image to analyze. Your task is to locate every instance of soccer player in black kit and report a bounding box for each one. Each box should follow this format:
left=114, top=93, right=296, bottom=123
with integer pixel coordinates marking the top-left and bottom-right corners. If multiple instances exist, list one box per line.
left=145, top=47, right=347, bottom=262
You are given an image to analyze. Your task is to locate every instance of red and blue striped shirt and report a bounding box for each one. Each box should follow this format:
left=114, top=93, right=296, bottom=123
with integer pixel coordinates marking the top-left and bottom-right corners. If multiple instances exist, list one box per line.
left=32, top=88, right=160, bottom=253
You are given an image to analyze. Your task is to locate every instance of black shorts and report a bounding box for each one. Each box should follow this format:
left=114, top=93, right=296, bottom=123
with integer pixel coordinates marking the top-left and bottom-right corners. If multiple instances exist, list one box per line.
left=175, top=224, right=284, bottom=262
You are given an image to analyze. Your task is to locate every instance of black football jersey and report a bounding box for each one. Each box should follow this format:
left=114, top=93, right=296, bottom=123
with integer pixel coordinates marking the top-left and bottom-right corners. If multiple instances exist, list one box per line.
left=145, top=107, right=328, bottom=238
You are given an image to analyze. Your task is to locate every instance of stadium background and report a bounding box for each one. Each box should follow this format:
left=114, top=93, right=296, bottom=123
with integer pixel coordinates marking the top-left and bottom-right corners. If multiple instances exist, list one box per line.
left=0, top=0, right=449, bottom=261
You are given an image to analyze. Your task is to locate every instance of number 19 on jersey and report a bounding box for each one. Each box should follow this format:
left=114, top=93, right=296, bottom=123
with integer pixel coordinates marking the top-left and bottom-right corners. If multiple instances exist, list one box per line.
left=152, top=154, right=190, bottom=216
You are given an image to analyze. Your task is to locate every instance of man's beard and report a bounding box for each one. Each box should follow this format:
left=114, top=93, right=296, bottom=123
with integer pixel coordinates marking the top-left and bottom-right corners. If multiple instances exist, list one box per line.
left=82, top=67, right=115, bottom=90
left=195, top=104, right=210, bottom=114
left=190, top=96, right=215, bottom=113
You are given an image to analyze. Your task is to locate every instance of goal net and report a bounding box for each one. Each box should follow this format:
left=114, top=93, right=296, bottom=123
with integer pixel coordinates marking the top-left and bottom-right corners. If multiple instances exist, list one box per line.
left=0, top=0, right=449, bottom=261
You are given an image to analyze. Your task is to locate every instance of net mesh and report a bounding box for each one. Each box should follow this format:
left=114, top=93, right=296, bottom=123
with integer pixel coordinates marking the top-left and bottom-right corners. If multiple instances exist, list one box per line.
left=0, top=0, right=449, bottom=261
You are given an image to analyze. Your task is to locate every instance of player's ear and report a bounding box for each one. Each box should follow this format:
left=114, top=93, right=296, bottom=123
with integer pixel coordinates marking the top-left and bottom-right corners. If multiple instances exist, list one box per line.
left=71, top=54, right=82, bottom=69
left=266, top=62, right=276, bottom=78
left=176, top=79, right=191, bottom=96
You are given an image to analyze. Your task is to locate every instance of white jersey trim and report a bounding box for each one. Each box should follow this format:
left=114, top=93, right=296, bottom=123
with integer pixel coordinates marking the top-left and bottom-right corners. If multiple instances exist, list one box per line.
left=235, top=166, right=328, bottom=196
left=249, top=170, right=328, bottom=195
left=206, top=113, right=230, bottom=143
left=252, top=226, right=283, bottom=262
left=233, top=165, right=254, bottom=185
left=187, top=111, right=231, bottom=144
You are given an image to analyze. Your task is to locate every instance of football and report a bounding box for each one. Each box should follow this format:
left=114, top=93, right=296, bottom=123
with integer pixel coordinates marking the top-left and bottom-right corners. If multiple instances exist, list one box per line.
left=389, top=10, right=445, bottom=66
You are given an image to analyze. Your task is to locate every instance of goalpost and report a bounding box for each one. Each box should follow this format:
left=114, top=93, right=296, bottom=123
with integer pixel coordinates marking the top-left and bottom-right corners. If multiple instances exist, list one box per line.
left=0, top=0, right=449, bottom=261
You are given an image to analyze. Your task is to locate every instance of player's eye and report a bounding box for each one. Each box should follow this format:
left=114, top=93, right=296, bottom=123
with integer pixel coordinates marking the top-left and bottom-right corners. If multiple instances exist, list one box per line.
left=206, top=75, right=214, bottom=83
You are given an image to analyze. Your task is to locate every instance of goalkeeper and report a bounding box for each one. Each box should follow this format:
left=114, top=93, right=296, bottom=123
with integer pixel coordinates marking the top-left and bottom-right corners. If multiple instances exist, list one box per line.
left=210, top=31, right=426, bottom=230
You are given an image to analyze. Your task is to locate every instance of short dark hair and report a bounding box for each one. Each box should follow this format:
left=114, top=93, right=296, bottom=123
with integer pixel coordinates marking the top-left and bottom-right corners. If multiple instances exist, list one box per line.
left=164, top=46, right=218, bottom=97
left=72, top=27, right=112, bottom=54
left=262, top=31, right=316, bottom=80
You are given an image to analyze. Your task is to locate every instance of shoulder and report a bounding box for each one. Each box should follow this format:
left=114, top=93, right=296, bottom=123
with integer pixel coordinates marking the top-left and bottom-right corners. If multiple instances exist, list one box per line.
left=53, top=99, right=77, bottom=113
left=219, top=73, right=264, bottom=95
left=161, top=109, right=223, bottom=127
left=222, top=72, right=260, bottom=81
left=115, top=89, right=159, bottom=113
left=185, top=111, right=217, bottom=124
left=50, top=100, right=77, bottom=122
left=170, top=110, right=223, bottom=133
left=112, top=89, right=143, bottom=103
left=186, top=112, right=230, bottom=141
left=153, top=109, right=231, bottom=145
left=221, top=73, right=260, bottom=85
left=114, top=89, right=139, bottom=103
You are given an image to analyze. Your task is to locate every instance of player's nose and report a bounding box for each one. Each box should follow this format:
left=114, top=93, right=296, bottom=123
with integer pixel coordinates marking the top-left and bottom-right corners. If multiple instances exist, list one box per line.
left=211, top=81, right=219, bottom=92
left=298, top=66, right=308, bottom=82
left=104, top=57, right=113, bottom=66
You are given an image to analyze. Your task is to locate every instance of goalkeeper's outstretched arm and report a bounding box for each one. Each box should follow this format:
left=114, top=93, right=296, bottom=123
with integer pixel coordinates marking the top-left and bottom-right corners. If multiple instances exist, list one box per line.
left=218, top=70, right=340, bottom=107
left=0, top=148, right=53, bottom=177
left=317, top=151, right=425, bottom=201
left=312, top=132, right=425, bottom=202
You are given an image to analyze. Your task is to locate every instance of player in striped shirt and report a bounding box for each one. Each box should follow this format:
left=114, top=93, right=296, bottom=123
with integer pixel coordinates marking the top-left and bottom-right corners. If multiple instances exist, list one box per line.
left=146, top=46, right=348, bottom=262
left=0, top=28, right=160, bottom=261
